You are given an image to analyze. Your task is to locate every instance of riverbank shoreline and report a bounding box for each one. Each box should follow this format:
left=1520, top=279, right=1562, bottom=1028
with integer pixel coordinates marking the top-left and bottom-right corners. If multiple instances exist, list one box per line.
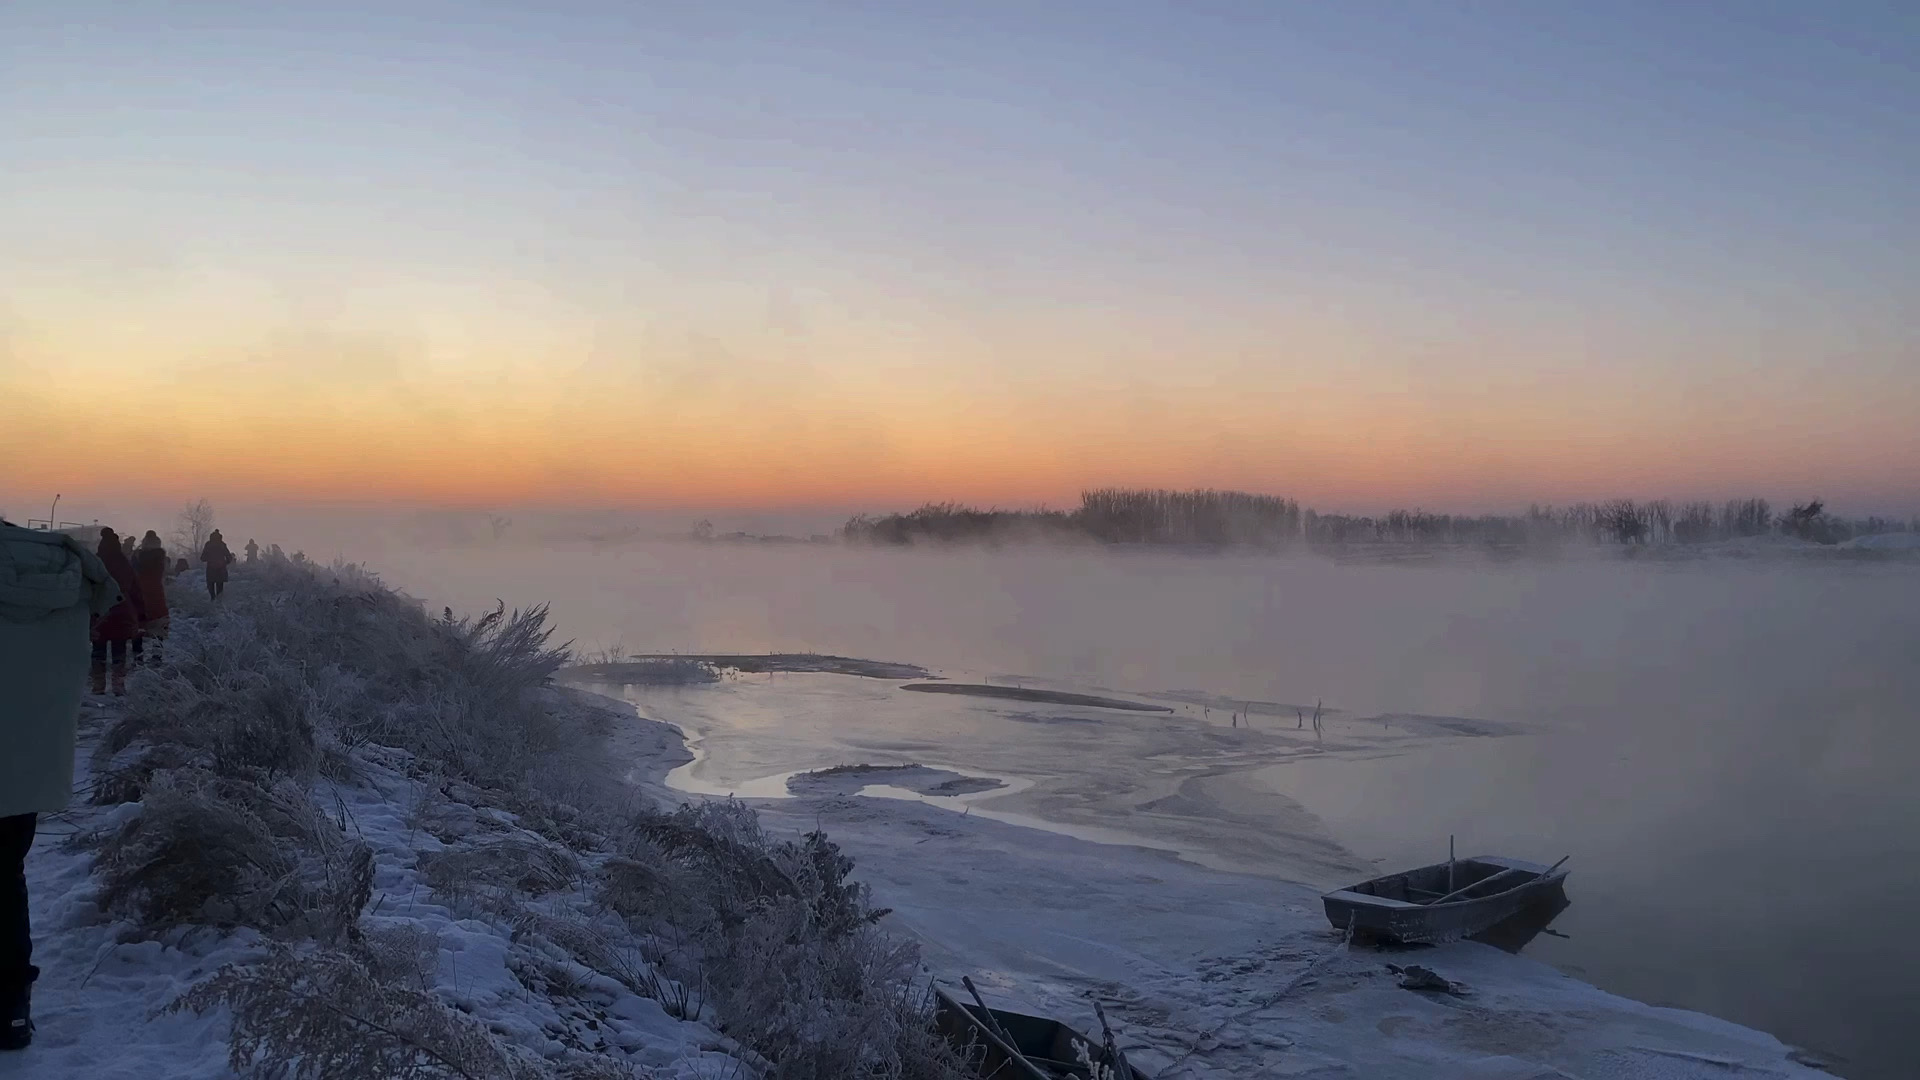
left=588, top=673, right=1839, bottom=1080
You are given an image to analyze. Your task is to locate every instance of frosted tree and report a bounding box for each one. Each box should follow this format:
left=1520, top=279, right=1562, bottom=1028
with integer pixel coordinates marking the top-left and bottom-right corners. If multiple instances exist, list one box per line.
left=174, top=498, right=216, bottom=561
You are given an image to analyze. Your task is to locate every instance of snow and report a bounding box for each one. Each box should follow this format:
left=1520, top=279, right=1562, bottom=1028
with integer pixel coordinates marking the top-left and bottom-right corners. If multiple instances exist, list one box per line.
left=6, top=697, right=747, bottom=1080
left=2, top=701, right=257, bottom=1080
left=595, top=671, right=1839, bottom=1080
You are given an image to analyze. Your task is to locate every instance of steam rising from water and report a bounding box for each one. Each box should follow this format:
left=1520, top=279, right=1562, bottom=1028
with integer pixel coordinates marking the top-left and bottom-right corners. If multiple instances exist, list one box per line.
left=294, top=527, right=1913, bottom=1075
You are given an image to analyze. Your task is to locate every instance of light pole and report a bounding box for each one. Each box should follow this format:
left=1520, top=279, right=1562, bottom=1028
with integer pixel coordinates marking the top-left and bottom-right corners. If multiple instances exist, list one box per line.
left=48, top=493, right=60, bottom=529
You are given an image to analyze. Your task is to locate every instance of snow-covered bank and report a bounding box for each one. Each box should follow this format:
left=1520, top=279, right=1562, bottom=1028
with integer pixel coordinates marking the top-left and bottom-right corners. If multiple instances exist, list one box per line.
left=7, top=560, right=967, bottom=1080
left=8, top=696, right=743, bottom=1080
left=594, top=673, right=1840, bottom=1079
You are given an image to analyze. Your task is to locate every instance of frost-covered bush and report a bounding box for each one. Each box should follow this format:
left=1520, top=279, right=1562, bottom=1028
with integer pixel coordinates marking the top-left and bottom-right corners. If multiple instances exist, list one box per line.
left=96, top=555, right=575, bottom=802
left=96, top=766, right=372, bottom=942
left=94, top=550, right=961, bottom=1078
left=601, top=801, right=962, bottom=1080
left=173, top=941, right=558, bottom=1080
left=100, top=620, right=330, bottom=787
left=703, top=898, right=959, bottom=1080
left=422, top=835, right=583, bottom=910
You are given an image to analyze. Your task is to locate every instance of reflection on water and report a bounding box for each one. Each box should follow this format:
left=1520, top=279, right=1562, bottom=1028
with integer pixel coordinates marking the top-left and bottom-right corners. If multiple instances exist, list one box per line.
left=1470, top=891, right=1573, bottom=955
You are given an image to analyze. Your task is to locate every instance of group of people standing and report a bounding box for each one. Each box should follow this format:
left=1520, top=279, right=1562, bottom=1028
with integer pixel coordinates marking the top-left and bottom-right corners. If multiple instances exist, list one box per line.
left=84, top=528, right=237, bottom=696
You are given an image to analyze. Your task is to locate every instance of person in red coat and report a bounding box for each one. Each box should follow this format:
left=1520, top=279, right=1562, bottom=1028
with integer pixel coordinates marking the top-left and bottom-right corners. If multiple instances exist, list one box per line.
left=91, top=528, right=146, bottom=695
left=130, top=532, right=171, bottom=666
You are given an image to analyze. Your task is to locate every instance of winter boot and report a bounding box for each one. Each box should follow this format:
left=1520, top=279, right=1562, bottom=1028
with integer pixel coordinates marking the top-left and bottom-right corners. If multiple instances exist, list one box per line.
left=0, top=967, right=35, bottom=1051
left=111, top=657, right=127, bottom=697
left=89, top=660, right=107, bottom=696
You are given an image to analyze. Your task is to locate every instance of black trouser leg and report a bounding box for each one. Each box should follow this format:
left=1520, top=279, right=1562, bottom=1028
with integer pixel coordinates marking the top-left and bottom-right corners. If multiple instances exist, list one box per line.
left=90, top=640, right=108, bottom=694
left=0, top=814, right=36, bottom=1000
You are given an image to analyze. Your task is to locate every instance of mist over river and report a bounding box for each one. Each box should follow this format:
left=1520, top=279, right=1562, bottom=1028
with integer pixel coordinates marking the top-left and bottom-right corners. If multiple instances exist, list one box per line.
left=332, top=536, right=1918, bottom=1077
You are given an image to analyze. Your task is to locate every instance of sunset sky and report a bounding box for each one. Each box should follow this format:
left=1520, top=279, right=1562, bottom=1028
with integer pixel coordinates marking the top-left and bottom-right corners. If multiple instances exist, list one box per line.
left=4, top=2, right=1917, bottom=519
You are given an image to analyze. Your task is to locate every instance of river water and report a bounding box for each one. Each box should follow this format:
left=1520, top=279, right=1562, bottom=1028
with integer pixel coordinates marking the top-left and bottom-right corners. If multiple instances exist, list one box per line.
left=358, top=539, right=1919, bottom=1078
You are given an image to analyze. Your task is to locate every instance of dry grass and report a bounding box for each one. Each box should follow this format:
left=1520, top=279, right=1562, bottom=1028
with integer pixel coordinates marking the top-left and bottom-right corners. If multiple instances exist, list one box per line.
left=172, top=942, right=554, bottom=1080
left=96, top=766, right=372, bottom=942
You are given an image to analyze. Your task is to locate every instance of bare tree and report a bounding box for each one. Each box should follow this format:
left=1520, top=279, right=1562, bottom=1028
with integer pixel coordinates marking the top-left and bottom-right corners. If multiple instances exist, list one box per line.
left=174, top=499, right=216, bottom=562
left=1600, top=500, right=1647, bottom=545
left=487, top=514, right=512, bottom=542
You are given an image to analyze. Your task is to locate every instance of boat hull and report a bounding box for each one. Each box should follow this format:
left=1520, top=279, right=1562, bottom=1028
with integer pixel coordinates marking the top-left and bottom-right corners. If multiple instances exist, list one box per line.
left=1323, top=855, right=1569, bottom=945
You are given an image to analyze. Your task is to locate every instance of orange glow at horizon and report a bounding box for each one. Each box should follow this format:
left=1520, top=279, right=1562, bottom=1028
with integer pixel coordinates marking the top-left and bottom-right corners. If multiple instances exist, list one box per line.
left=6, top=245, right=1918, bottom=517
left=9, top=324, right=1918, bottom=516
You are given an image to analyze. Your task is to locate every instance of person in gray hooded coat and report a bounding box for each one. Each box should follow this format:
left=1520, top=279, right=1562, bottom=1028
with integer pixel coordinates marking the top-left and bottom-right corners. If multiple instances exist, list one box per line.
left=0, top=517, right=119, bottom=1050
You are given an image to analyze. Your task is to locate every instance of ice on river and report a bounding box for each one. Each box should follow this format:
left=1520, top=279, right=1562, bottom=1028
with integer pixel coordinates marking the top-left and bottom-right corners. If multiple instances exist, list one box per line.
left=586, top=668, right=1833, bottom=1080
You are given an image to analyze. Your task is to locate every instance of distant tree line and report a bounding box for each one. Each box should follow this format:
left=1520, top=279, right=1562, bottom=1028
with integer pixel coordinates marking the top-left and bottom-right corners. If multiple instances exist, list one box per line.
left=841, top=490, right=1918, bottom=550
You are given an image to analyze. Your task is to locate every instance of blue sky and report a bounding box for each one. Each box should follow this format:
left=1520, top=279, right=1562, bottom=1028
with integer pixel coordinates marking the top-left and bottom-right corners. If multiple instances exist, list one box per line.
left=4, top=1, right=1916, bottom=511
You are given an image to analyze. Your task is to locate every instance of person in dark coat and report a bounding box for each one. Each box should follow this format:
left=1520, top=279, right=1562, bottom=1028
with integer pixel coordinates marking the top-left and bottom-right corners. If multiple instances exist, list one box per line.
left=131, top=532, right=170, bottom=666
left=91, top=528, right=145, bottom=696
left=201, top=529, right=233, bottom=601
left=245, top=538, right=259, bottom=564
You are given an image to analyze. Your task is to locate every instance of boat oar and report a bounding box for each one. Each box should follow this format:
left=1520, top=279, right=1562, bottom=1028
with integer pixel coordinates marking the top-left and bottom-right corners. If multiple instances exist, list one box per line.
left=1427, top=856, right=1568, bottom=907
left=1092, top=998, right=1136, bottom=1079
left=962, top=976, right=1039, bottom=1077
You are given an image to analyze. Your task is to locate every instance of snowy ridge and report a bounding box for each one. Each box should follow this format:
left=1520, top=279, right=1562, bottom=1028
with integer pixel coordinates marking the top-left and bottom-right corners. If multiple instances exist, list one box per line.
left=7, top=558, right=963, bottom=1080
left=8, top=697, right=748, bottom=1080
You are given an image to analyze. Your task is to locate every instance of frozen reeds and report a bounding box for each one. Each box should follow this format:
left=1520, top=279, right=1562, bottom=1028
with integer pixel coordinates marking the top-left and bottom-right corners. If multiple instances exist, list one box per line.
left=88, top=550, right=966, bottom=1080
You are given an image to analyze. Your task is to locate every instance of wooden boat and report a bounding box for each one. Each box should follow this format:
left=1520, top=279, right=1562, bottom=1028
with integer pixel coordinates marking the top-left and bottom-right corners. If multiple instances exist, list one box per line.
left=933, top=987, right=1151, bottom=1080
left=1322, top=855, right=1569, bottom=945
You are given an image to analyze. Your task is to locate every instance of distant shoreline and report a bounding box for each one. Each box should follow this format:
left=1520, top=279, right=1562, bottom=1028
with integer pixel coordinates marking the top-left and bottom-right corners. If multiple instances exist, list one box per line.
left=835, top=489, right=1920, bottom=555
left=899, top=682, right=1174, bottom=712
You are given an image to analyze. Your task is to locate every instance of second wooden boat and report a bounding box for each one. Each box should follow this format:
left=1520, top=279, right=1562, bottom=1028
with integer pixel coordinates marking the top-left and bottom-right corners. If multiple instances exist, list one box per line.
left=932, top=987, right=1150, bottom=1080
